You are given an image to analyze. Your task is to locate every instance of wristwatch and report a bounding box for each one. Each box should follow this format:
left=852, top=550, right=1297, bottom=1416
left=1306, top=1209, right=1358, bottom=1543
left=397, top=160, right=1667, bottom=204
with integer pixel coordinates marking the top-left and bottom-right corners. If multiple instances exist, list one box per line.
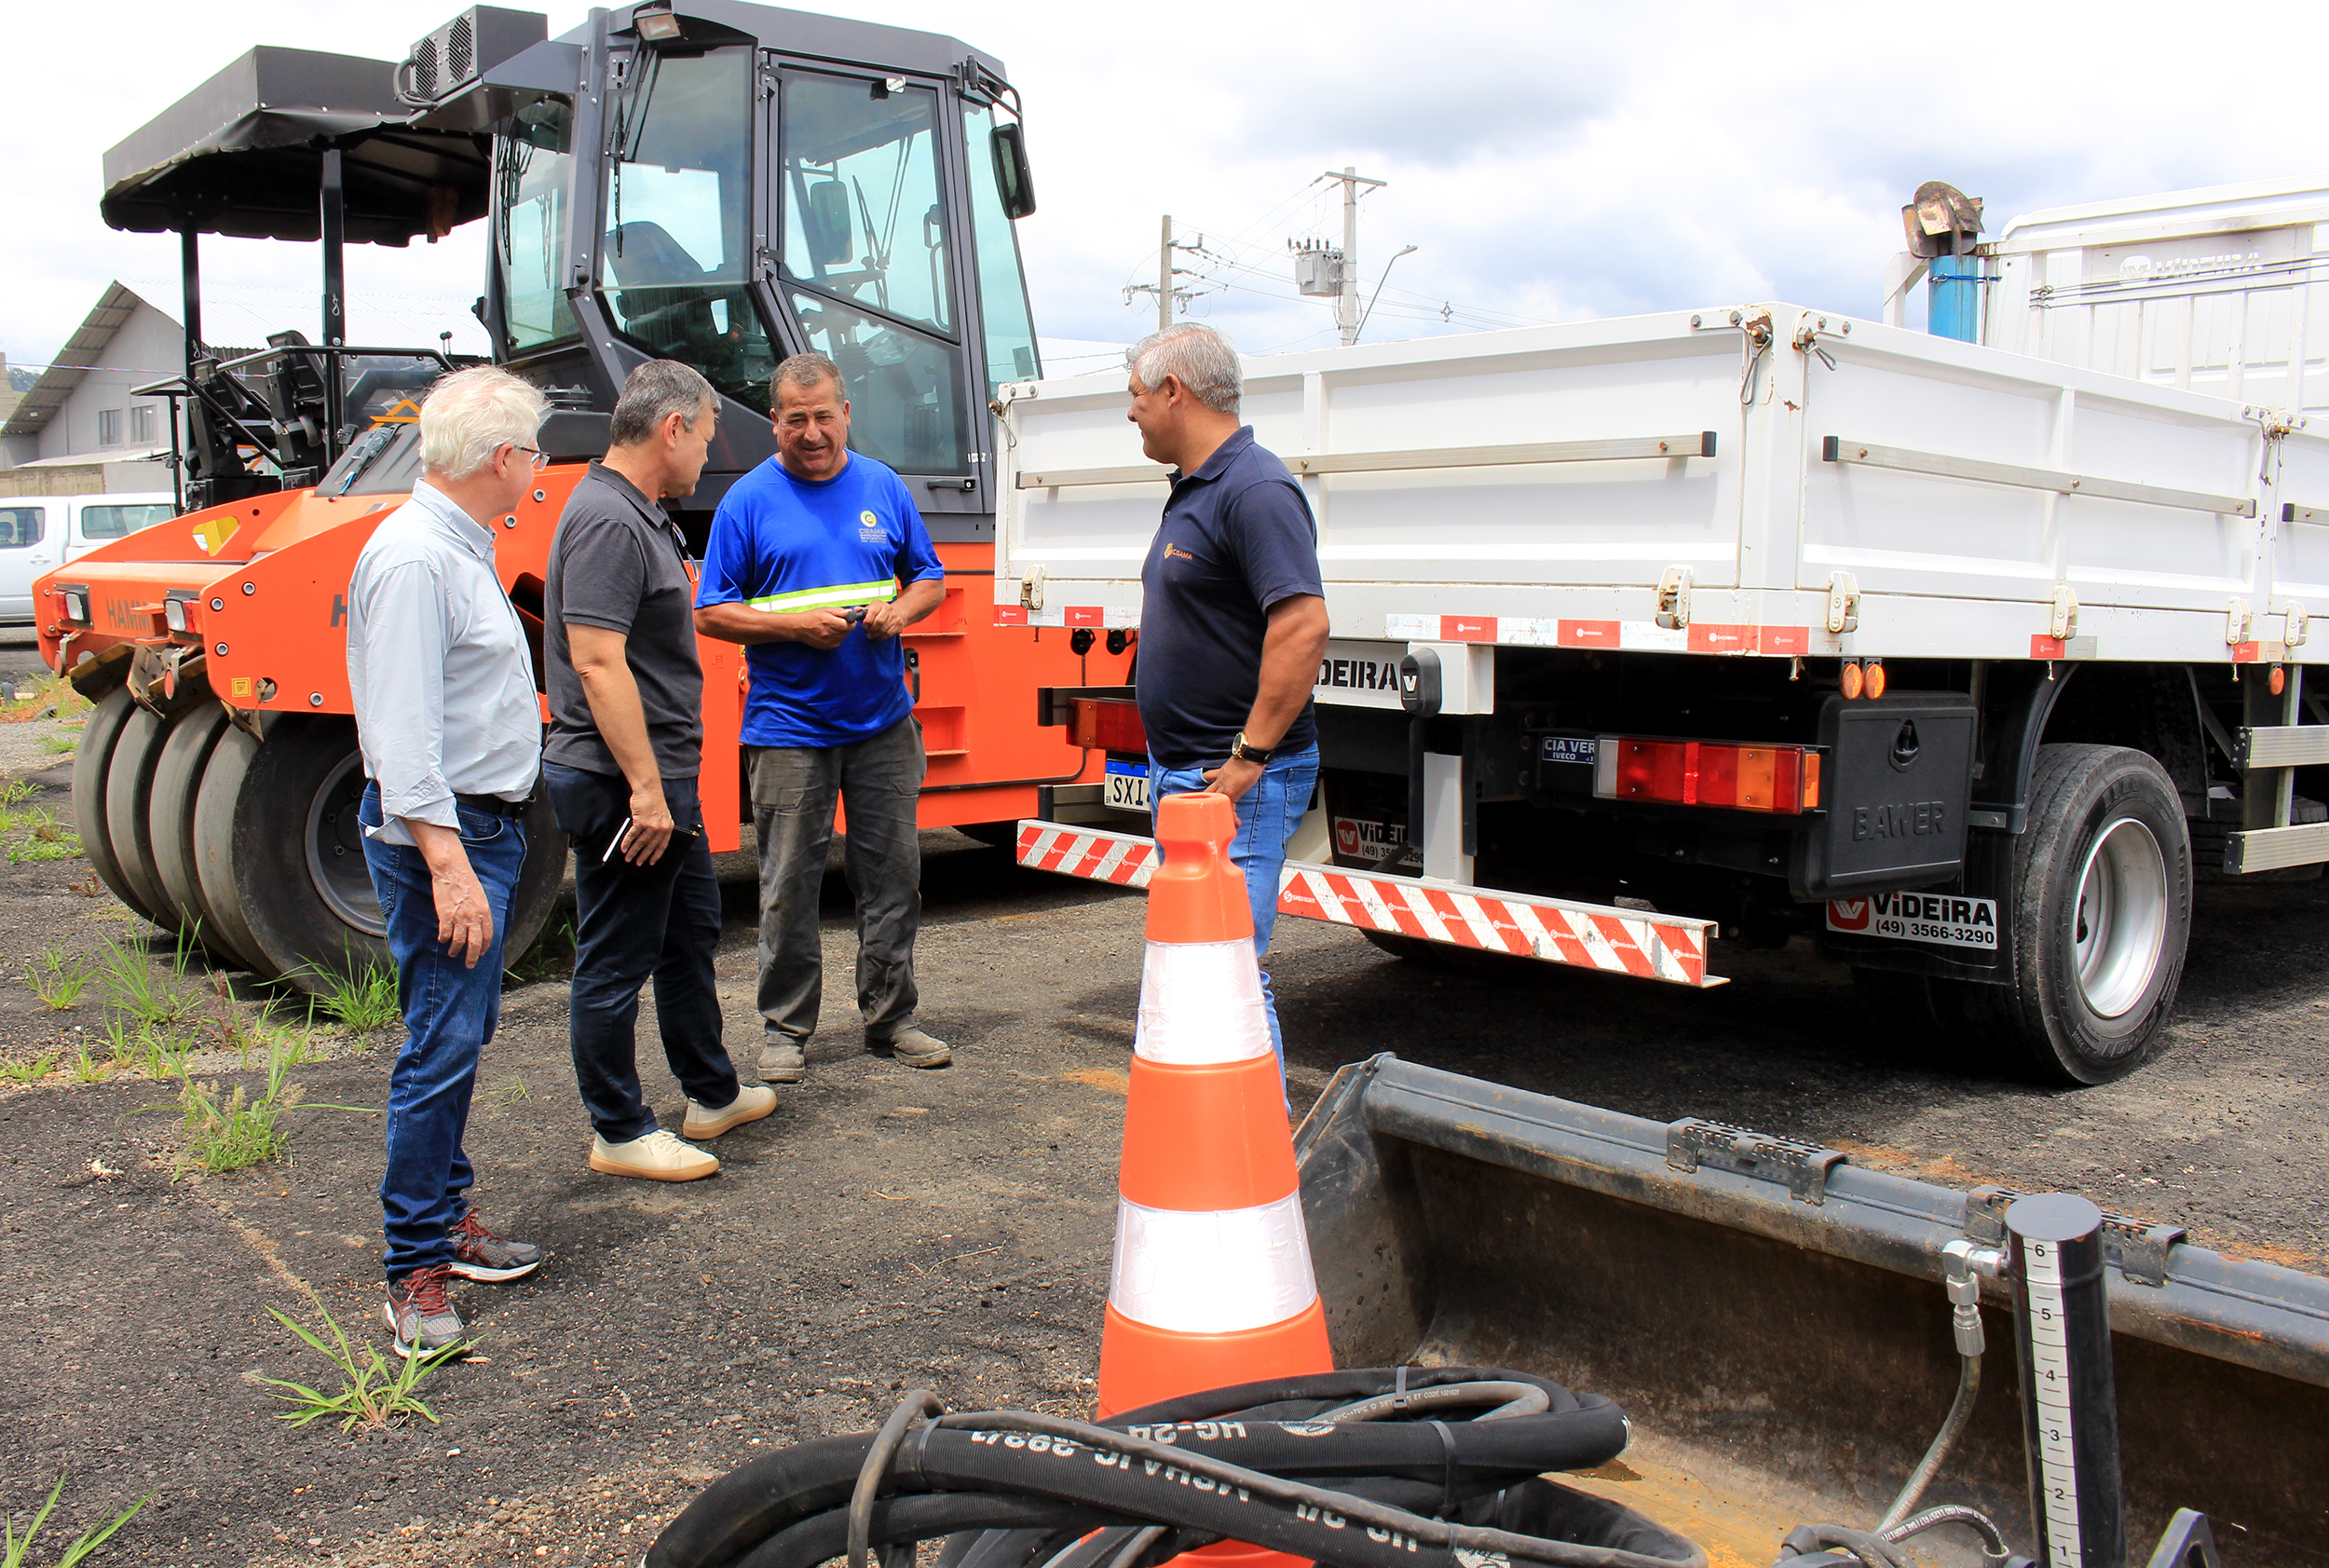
left=1227, top=730, right=1275, bottom=766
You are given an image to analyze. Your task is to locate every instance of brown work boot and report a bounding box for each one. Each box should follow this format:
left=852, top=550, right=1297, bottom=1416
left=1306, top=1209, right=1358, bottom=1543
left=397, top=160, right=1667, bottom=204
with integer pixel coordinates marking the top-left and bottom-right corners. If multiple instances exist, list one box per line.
left=870, top=1026, right=951, bottom=1068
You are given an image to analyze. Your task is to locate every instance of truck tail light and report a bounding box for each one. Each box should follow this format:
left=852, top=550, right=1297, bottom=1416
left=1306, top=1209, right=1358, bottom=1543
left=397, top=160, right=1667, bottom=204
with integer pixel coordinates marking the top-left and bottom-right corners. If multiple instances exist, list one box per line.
left=1595, top=736, right=1819, bottom=814
left=1069, top=697, right=1148, bottom=754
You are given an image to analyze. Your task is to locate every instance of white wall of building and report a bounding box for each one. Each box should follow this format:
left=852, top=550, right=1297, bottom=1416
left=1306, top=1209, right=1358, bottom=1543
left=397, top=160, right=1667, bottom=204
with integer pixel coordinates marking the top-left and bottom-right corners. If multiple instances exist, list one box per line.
left=35, top=298, right=184, bottom=462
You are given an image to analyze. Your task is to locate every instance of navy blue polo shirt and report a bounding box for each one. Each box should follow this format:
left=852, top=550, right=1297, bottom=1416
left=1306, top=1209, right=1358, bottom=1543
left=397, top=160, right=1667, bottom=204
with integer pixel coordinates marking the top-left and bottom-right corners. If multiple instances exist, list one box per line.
left=1137, top=426, right=1324, bottom=767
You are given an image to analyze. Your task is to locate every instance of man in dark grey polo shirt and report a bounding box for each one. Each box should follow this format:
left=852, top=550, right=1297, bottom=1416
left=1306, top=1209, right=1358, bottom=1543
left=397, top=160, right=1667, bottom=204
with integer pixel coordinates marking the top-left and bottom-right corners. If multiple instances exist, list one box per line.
left=542, top=361, right=772, bottom=1182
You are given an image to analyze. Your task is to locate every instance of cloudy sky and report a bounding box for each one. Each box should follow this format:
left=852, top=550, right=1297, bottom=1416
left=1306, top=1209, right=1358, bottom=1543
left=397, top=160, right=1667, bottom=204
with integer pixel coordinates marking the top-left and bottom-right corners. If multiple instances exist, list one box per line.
left=8, top=0, right=2329, bottom=379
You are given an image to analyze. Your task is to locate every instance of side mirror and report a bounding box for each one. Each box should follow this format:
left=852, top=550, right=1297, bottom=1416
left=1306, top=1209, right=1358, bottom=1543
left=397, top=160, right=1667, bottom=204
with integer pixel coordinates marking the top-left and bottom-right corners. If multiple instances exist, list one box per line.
left=806, top=180, right=853, bottom=266
left=990, top=122, right=1036, bottom=220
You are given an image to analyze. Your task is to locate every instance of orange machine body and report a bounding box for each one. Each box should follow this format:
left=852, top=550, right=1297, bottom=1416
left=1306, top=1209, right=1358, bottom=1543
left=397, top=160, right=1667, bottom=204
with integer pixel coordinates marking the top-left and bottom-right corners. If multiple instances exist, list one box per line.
left=34, top=470, right=1126, bottom=850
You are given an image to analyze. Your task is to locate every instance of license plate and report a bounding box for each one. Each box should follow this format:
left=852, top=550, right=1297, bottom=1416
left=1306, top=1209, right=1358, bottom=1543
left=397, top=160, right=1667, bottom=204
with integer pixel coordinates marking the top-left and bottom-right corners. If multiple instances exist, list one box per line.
left=1104, top=760, right=1150, bottom=813
left=1826, top=892, right=1999, bottom=950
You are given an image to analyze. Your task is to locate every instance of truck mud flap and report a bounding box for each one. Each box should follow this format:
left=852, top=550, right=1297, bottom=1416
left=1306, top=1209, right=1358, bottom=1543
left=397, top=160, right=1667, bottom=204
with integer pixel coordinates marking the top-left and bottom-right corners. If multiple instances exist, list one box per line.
left=1292, top=1055, right=2329, bottom=1565
left=1015, top=820, right=1721, bottom=987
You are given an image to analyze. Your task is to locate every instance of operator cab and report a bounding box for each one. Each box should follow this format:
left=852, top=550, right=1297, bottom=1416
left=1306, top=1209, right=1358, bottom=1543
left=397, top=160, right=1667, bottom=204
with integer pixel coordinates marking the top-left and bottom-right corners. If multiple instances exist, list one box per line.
left=451, top=1, right=1042, bottom=538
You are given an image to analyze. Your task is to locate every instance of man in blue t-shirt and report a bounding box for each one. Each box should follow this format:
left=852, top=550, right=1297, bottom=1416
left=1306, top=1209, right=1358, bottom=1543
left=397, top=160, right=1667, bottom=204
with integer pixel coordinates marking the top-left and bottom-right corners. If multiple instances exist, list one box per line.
left=695, top=353, right=948, bottom=1084
left=1128, top=322, right=1329, bottom=1068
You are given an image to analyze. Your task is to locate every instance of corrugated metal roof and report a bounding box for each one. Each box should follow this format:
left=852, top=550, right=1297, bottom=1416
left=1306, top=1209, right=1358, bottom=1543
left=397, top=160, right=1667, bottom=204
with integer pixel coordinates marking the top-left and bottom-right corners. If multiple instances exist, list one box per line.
left=1, top=282, right=149, bottom=438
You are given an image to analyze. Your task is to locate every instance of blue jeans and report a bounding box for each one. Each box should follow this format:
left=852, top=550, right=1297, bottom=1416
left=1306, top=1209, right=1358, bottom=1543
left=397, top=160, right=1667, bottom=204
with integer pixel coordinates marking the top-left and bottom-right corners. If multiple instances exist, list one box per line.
left=1148, top=743, right=1320, bottom=1062
left=543, top=763, right=739, bottom=1142
left=359, top=783, right=525, bottom=1281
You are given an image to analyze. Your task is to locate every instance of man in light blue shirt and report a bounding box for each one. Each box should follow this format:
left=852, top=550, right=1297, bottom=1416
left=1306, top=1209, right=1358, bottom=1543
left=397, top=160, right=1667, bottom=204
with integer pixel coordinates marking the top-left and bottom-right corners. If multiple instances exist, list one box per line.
left=347, top=366, right=552, bottom=1358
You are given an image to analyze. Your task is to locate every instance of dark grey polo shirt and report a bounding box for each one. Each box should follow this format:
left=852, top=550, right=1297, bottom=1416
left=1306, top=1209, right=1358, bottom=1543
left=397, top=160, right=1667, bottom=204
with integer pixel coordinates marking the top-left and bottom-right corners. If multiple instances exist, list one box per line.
left=544, top=462, right=705, bottom=780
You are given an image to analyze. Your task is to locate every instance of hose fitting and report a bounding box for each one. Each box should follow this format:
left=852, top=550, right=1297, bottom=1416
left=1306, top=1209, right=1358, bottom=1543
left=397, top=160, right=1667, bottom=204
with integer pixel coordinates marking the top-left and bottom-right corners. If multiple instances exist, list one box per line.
left=1941, top=1240, right=2005, bottom=1358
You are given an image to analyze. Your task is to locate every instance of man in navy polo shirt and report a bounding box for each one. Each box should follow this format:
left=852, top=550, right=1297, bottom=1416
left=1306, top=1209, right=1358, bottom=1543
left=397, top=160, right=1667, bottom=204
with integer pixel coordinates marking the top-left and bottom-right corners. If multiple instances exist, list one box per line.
left=1127, top=322, right=1330, bottom=1067
left=695, top=353, right=950, bottom=1084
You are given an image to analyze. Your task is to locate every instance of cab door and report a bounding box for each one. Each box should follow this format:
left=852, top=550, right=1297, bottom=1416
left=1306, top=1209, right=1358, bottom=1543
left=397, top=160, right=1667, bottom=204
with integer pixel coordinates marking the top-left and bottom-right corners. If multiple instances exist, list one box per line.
left=0, top=501, right=57, bottom=623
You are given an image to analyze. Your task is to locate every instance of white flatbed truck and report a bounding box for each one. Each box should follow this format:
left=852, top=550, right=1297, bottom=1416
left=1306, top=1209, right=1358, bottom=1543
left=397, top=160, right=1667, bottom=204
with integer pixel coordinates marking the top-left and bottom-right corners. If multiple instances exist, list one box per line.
left=994, top=293, right=2329, bottom=1084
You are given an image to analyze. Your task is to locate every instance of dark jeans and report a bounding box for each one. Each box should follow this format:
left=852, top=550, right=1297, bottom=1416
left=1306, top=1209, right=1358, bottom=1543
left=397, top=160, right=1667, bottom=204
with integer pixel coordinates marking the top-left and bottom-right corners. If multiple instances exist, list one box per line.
left=359, top=782, right=524, bottom=1282
left=747, top=716, right=926, bottom=1043
left=542, top=763, right=740, bottom=1142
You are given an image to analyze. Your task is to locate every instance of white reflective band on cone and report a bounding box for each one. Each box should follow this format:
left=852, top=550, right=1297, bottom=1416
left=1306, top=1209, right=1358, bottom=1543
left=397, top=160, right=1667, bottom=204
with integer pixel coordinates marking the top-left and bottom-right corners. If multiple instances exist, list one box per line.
left=1108, top=1193, right=1318, bottom=1333
left=1133, top=939, right=1272, bottom=1065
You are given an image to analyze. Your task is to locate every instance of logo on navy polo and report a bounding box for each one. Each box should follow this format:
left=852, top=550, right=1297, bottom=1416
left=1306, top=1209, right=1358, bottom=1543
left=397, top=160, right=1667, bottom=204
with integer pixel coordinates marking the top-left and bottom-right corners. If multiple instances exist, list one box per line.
left=1163, top=542, right=1195, bottom=563
left=858, top=508, right=886, bottom=543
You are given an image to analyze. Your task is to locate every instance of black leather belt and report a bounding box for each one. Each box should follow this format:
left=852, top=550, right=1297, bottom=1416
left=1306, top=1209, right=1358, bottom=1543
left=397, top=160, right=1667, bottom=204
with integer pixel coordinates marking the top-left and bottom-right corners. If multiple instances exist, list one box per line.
left=455, top=792, right=530, bottom=819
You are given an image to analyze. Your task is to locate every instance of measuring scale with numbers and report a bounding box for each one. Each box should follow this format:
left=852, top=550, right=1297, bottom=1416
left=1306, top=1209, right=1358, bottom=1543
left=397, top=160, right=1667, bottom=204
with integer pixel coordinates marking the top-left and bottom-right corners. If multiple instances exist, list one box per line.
left=2008, top=1193, right=2126, bottom=1568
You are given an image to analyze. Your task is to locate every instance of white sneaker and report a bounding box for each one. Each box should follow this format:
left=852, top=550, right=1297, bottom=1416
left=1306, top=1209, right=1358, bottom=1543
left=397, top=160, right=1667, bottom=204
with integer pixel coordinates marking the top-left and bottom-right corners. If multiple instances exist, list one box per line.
left=588, top=1128, right=719, bottom=1182
left=682, top=1082, right=777, bottom=1140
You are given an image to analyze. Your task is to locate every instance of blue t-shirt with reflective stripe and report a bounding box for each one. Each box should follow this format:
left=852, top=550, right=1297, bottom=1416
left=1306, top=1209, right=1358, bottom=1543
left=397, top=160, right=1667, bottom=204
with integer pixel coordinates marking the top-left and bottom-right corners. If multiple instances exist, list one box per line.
left=698, top=451, right=944, bottom=747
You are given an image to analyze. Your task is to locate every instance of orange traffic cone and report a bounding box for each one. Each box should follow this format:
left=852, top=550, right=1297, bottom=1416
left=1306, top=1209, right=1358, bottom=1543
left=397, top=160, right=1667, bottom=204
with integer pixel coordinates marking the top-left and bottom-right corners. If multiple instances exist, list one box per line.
left=1097, top=790, right=1334, bottom=1427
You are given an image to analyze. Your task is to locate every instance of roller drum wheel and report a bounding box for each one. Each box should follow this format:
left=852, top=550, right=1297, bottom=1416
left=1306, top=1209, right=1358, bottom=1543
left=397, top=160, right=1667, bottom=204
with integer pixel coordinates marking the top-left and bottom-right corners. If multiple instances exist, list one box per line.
left=147, top=702, right=262, bottom=972
left=191, top=715, right=567, bottom=991
left=72, top=687, right=166, bottom=925
left=102, top=703, right=180, bottom=929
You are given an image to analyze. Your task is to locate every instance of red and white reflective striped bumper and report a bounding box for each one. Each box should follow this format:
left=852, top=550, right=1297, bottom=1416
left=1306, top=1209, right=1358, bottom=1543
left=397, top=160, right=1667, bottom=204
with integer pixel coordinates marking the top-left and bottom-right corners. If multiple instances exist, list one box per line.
left=1014, top=821, right=1722, bottom=988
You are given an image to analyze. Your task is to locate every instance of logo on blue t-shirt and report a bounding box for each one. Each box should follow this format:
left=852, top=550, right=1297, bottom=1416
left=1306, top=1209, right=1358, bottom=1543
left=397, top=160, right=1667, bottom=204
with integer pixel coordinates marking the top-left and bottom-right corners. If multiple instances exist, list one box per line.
left=858, top=508, right=886, bottom=544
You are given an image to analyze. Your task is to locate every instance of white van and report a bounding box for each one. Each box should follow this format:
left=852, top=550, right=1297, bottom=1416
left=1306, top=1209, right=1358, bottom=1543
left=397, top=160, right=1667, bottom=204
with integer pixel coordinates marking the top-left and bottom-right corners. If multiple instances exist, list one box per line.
left=0, top=492, right=174, bottom=624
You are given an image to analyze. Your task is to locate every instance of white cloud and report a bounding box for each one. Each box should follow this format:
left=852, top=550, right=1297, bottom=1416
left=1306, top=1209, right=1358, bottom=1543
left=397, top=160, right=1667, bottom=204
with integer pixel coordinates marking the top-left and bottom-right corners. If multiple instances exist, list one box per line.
left=7, top=0, right=2327, bottom=373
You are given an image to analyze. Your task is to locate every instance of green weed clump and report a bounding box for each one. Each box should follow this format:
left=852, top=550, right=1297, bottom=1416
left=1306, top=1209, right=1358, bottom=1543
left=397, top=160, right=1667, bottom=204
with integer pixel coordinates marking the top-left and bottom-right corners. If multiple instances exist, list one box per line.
left=0, top=799, right=81, bottom=863
left=0, top=1473, right=146, bottom=1567
left=30, top=948, right=92, bottom=1010
left=259, top=1302, right=469, bottom=1432
left=0, top=1052, right=59, bottom=1085
left=178, top=1029, right=314, bottom=1173
left=302, top=956, right=401, bottom=1035
left=95, top=936, right=202, bottom=1029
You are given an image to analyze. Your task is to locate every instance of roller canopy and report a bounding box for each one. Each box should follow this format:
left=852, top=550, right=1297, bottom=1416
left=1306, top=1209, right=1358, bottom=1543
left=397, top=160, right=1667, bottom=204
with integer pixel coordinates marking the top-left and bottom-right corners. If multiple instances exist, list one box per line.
left=101, top=47, right=490, bottom=246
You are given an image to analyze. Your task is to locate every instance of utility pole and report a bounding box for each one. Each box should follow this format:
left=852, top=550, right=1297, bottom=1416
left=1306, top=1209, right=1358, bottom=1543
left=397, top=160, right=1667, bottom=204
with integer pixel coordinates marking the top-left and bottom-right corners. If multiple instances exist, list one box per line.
left=1127, top=215, right=1205, bottom=328
left=1322, top=167, right=1385, bottom=347
left=1157, top=213, right=1173, bottom=331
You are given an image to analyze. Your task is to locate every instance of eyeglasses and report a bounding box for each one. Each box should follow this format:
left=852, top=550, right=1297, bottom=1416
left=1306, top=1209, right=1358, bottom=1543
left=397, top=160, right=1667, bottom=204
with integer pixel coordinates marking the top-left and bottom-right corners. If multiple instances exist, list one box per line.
left=512, top=445, right=551, bottom=471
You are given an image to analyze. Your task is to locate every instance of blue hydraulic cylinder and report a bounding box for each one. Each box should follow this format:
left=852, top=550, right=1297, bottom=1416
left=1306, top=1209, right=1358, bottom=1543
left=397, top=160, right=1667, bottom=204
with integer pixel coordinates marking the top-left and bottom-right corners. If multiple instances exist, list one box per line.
left=1927, top=253, right=1982, bottom=342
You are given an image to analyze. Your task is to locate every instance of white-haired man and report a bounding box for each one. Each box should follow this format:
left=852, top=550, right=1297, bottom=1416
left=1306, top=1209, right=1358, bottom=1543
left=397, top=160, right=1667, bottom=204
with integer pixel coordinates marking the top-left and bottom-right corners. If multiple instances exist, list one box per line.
left=1125, top=322, right=1329, bottom=1070
left=348, top=365, right=551, bottom=1357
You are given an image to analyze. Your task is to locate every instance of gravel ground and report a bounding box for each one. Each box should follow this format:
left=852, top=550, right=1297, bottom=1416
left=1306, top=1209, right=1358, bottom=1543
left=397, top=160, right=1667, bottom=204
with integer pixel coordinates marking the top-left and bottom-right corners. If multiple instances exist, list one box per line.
left=0, top=684, right=2322, bottom=1566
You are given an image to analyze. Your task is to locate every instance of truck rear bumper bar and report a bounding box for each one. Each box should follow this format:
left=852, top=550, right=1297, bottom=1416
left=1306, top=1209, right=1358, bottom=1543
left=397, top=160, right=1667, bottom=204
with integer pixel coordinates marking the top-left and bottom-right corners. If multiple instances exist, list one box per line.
left=1014, top=820, right=1723, bottom=987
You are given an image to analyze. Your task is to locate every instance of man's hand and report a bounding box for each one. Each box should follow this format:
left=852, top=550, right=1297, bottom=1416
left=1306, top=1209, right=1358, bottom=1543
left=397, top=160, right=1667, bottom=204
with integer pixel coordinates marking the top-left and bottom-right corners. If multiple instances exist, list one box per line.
left=861, top=598, right=908, bottom=641
left=788, top=607, right=854, bottom=649
left=622, top=783, right=675, bottom=866
left=1200, top=756, right=1265, bottom=804
left=409, top=821, right=495, bottom=968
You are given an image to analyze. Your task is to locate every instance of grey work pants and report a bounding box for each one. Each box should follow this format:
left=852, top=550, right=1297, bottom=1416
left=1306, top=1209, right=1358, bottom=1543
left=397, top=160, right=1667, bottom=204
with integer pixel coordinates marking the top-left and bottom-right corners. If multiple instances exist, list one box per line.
left=747, top=716, right=926, bottom=1043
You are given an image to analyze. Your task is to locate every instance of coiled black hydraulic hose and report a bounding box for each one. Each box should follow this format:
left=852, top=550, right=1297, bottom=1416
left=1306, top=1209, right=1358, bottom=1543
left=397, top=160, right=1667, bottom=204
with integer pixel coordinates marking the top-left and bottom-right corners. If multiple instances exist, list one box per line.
left=647, top=1368, right=1705, bottom=1568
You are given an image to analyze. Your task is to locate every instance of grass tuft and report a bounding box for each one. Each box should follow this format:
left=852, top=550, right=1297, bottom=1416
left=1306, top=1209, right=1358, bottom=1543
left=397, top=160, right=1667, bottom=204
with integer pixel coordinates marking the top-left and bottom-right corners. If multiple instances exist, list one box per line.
left=1, top=1473, right=147, bottom=1568
left=30, top=948, right=93, bottom=1010
left=258, top=1302, right=469, bottom=1432
left=301, top=956, right=401, bottom=1035
left=94, top=937, right=202, bottom=1029
left=0, top=1052, right=59, bottom=1085
left=177, top=1046, right=304, bottom=1173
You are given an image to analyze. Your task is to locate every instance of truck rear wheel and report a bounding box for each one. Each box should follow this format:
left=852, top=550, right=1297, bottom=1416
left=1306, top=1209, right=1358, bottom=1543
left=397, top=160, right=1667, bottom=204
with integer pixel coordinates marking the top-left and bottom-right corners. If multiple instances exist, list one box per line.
left=190, top=716, right=567, bottom=991
left=1981, top=743, right=2190, bottom=1084
left=72, top=687, right=168, bottom=927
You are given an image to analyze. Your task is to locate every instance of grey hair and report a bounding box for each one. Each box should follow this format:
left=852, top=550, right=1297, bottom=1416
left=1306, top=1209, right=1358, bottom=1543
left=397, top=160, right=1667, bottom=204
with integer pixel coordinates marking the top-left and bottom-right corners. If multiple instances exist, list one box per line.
left=1126, top=323, right=1241, bottom=415
left=609, top=360, right=716, bottom=447
left=417, top=366, right=547, bottom=480
left=770, top=352, right=846, bottom=402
